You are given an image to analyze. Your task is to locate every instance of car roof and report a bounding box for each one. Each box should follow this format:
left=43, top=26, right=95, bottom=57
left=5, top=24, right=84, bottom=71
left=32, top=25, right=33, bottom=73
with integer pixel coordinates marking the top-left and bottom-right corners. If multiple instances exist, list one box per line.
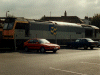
left=77, top=38, right=91, bottom=39
left=29, top=38, right=46, bottom=40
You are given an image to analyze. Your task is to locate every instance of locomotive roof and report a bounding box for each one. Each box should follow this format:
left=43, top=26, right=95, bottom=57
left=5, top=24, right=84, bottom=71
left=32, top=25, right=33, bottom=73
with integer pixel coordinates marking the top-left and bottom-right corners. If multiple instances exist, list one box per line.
left=30, top=20, right=82, bottom=28
left=80, top=24, right=99, bottom=29
left=30, top=20, right=99, bottom=29
left=90, top=25, right=99, bottom=29
left=50, top=21, right=82, bottom=27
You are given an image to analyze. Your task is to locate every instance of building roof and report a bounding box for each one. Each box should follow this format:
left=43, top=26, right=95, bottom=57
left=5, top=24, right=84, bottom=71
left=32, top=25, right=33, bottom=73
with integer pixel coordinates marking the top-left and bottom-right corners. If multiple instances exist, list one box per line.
left=41, top=11, right=84, bottom=24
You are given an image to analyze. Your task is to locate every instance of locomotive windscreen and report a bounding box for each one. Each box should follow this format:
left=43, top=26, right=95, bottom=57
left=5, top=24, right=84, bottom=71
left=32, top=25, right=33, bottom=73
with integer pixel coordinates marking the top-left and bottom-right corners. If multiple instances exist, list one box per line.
left=3, top=18, right=15, bottom=30
left=3, top=22, right=14, bottom=30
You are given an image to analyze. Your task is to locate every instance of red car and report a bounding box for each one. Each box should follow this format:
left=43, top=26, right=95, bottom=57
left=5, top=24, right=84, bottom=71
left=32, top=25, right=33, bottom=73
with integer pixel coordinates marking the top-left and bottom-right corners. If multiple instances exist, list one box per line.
left=23, top=38, right=60, bottom=53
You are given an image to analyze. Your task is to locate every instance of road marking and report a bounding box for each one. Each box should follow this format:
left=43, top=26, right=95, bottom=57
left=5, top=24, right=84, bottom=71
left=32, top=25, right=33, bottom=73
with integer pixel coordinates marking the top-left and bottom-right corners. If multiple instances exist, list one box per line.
left=81, top=62, right=100, bottom=66
left=49, top=67, right=87, bottom=75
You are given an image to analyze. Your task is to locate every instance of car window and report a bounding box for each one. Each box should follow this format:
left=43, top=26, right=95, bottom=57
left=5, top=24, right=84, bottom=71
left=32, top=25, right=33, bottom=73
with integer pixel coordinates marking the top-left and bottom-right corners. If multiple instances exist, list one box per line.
left=79, top=39, right=82, bottom=42
left=33, top=40, right=38, bottom=43
left=82, top=39, right=85, bottom=42
left=76, top=39, right=80, bottom=42
left=28, top=40, right=33, bottom=43
left=82, top=39, right=87, bottom=42
left=28, top=40, right=38, bottom=43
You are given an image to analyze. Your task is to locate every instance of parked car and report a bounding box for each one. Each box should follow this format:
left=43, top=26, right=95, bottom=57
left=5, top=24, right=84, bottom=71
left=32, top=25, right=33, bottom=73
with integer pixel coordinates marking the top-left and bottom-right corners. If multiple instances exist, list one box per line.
left=23, top=38, right=60, bottom=53
left=66, top=38, right=98, bottom=49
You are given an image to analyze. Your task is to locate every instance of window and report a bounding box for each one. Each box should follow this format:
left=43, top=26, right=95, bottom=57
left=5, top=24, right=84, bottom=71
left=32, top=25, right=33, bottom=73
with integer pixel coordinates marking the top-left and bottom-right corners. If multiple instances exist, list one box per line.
left=82, top=39, right=87, bottom=42
left=28, top=40, right=38, bottom=43
left=3, top=23, right=8, bottom=29
left=8, top=23, right=14, bottom=29
left=33, top=40, right=38, bottom=43
left=28, top=40, right=33, bottom=43
left=3, top=22, right=14, bottom=30
left=76, top=39, right=80, bottom=42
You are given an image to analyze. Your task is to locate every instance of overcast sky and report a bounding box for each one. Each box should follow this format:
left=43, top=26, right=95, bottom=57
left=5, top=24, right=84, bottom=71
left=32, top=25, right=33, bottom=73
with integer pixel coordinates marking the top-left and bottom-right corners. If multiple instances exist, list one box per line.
left=0, top=0, right=100, bottom=19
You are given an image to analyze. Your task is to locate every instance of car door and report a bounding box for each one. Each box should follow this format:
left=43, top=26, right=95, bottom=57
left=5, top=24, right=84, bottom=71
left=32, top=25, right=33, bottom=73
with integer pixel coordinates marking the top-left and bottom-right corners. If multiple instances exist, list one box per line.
left=32, top=40, right=40, bottom=50
left=77, top=39, right=83, bottom=47
left=79, top=39, right=83, bottom=47
left=27, top=40, right=34, bottom=49
left=75, top=39, right=80, bottom=47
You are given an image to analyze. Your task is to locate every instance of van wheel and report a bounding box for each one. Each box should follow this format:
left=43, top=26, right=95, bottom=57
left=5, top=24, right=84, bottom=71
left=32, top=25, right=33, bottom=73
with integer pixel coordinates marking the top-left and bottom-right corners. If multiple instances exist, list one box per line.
left=24, top=47, right=28, bottom=52
left=40, top=47, right=45, bottom=53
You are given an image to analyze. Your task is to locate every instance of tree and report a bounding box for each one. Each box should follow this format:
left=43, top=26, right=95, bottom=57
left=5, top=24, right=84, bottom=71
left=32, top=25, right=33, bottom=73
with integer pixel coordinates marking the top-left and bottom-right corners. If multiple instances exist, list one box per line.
left=91, top=14, right=100, bottom=28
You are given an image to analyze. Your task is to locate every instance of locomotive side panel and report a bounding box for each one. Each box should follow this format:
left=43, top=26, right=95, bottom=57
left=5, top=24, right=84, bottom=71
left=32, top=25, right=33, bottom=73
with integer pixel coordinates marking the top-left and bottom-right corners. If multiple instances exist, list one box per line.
left=29, top=22, right=86, bottom=44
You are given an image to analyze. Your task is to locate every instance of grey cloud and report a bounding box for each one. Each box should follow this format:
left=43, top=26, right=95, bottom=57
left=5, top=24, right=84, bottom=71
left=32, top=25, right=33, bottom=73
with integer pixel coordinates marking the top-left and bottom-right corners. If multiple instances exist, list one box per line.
left=0, top=0, right=100, bottom=19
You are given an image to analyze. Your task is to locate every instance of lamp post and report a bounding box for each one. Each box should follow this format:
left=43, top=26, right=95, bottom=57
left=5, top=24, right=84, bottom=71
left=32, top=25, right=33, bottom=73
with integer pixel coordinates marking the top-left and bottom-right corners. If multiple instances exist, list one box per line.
left=6, top=11, right=9, bottom=17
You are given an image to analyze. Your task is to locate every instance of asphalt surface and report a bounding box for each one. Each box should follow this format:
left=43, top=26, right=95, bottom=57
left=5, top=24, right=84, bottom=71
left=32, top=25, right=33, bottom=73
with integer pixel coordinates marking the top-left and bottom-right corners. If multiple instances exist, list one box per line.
left=0, top=48, right=100, bottom=75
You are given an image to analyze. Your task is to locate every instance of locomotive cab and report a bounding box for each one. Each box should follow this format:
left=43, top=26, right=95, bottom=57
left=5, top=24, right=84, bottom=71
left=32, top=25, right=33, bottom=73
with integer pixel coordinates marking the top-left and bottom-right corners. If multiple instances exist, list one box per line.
left=0, top=17, right=29, bottom=49
left=3, top=18, right=15, bottom=39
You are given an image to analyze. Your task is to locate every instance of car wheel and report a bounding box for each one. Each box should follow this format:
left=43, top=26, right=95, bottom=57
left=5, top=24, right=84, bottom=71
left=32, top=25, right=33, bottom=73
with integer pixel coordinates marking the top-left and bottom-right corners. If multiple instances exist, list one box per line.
left=24, top=47, right=28, bottom=52
left=90, top=46, right=93, bottom=49
left=40, top=47, right=45, bottom=53
left=53, top=50, right=57, bottom=53
left=84, top=45, right=88, bottom=50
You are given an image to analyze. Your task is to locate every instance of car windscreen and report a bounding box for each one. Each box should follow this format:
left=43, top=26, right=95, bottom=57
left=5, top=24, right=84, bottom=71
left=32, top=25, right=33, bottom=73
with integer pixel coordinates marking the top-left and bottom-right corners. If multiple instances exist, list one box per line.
left=86, top=39, right=94, bottom=42
left=38, top=39, right=50, bottom=44
left=3, top=22, right=14, bottom=30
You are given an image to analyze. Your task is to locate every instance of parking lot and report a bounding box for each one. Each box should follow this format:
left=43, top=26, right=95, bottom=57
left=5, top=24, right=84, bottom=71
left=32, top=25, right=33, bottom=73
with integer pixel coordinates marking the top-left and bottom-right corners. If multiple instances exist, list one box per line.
left=0, top=47, right=100, bottom=75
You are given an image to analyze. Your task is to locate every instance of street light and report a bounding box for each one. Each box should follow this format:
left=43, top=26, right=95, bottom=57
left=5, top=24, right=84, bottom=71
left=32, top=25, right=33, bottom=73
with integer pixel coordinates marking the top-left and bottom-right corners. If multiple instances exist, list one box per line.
left=6, top=11, right=9, bottom=17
